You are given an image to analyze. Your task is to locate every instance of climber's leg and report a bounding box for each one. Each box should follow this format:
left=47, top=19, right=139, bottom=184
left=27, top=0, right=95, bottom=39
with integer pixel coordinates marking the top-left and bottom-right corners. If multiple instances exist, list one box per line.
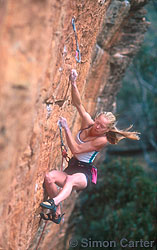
left=44, top=170, right=67, bottom=197
left=53, top=173, right=87, bottom=206
left=41, top=173, right=87, bottom=212
left=44, top=170, right=68, bottom=215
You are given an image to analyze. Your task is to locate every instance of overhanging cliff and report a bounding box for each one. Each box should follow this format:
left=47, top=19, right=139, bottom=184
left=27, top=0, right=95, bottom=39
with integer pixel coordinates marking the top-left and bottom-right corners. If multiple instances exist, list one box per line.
left=0, top=0, right=149, bottom=249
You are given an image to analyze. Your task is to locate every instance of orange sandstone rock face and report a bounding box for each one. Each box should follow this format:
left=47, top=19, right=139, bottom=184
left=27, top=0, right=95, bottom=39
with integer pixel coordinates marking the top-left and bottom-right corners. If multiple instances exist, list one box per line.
left=0, top=0, right=149, bottom=249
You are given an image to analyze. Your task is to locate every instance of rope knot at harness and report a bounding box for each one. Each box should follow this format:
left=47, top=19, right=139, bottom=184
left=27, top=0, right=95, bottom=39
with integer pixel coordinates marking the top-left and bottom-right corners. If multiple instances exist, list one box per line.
left=62, top=148, right=68, bottom=159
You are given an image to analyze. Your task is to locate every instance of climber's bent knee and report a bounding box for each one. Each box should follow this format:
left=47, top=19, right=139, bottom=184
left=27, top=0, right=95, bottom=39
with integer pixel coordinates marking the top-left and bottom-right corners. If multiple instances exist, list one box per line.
left=44, top=171, right=55, bottom=184
left=44, top=170, right=67, bottom=188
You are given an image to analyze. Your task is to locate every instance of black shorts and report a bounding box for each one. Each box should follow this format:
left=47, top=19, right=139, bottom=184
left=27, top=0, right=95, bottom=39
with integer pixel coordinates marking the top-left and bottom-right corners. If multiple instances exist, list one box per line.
left=63, top=157, right=93, bottom=188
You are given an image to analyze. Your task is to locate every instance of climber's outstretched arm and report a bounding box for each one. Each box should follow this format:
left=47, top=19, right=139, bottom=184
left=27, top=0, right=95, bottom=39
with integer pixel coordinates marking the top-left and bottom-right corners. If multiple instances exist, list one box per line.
left=70, top=69, right=94, bottom=129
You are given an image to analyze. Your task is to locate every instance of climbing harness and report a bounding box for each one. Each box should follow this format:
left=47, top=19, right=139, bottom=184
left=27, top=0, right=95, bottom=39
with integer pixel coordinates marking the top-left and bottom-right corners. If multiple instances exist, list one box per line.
left=58, top=120, right=70, bottom=171
left=72, top=17, right=81, bottom=63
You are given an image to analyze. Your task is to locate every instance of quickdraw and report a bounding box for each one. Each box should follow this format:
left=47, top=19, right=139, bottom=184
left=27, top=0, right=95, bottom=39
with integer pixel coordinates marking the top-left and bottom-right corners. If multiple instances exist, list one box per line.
left=58, top=121, right=70, bottom=171
left=72, top=17, right=81, bottom=63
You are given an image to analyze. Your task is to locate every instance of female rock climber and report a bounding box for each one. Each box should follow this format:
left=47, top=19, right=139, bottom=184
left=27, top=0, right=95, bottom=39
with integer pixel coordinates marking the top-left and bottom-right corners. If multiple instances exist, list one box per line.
left=40, top=69, right=140, bottom=224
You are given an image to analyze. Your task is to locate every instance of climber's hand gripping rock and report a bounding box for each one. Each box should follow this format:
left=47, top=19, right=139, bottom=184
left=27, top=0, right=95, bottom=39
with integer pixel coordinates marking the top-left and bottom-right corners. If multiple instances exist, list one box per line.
left=69, top=69, right=78, bottom=85
left=59, top=117, right=68, bottom=129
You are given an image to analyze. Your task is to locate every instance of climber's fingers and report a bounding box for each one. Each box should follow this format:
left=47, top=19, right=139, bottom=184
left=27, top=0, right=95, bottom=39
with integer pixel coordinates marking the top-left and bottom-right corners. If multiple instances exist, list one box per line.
left=71, top=69, right=78, bottom=77
left=69, top=69, right=78, bottom=83
left=59, top=117, right=68, bottom=128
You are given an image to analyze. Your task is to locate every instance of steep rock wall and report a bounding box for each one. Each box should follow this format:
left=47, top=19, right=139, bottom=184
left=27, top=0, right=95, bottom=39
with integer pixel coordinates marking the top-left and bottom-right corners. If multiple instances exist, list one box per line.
left=0, top=0, right=149, bottom=249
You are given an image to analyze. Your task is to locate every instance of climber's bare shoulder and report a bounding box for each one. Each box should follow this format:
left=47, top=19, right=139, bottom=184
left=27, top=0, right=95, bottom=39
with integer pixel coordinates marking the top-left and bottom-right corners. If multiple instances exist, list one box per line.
left=76, top=103, right=94, bottom=129
left=93, top=136, right=108, bottom=151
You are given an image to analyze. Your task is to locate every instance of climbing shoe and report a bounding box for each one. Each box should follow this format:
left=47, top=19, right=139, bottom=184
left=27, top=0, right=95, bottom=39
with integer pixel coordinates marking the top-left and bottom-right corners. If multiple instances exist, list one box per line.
left=40, top=212, right=65, bottom=224
left=40, top=199, right=57, bottom=213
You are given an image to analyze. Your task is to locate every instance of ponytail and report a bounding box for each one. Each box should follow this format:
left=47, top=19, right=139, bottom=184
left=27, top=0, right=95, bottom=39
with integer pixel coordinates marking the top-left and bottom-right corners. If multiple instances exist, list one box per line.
left=106, top=125, right=140, bottom=144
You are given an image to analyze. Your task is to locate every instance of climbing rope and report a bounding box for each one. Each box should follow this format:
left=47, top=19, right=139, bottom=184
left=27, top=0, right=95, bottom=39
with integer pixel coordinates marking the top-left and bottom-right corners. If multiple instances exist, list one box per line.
left=36, top=122, right=68, bottom=249
left=58, top=120, right=70, bottom=225
left=58, top=120, right=70, bottom=171
left=35, top=221, right=48, bottom=250
left=36, top=18, right=77, bottom=248
left=72, top=17, right=81, bottom=63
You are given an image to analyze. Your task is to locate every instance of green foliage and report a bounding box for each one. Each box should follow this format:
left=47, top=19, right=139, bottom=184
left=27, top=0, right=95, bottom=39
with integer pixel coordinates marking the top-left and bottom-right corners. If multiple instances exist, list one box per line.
left=68, top=158, right=156, bottom=250
left=116, top=1, right=157, bottom=166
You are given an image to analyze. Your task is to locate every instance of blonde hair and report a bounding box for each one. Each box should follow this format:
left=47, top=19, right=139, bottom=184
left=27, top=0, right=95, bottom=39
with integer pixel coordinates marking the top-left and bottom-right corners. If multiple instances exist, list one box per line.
left=97, top=112, right=140, bottom=144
